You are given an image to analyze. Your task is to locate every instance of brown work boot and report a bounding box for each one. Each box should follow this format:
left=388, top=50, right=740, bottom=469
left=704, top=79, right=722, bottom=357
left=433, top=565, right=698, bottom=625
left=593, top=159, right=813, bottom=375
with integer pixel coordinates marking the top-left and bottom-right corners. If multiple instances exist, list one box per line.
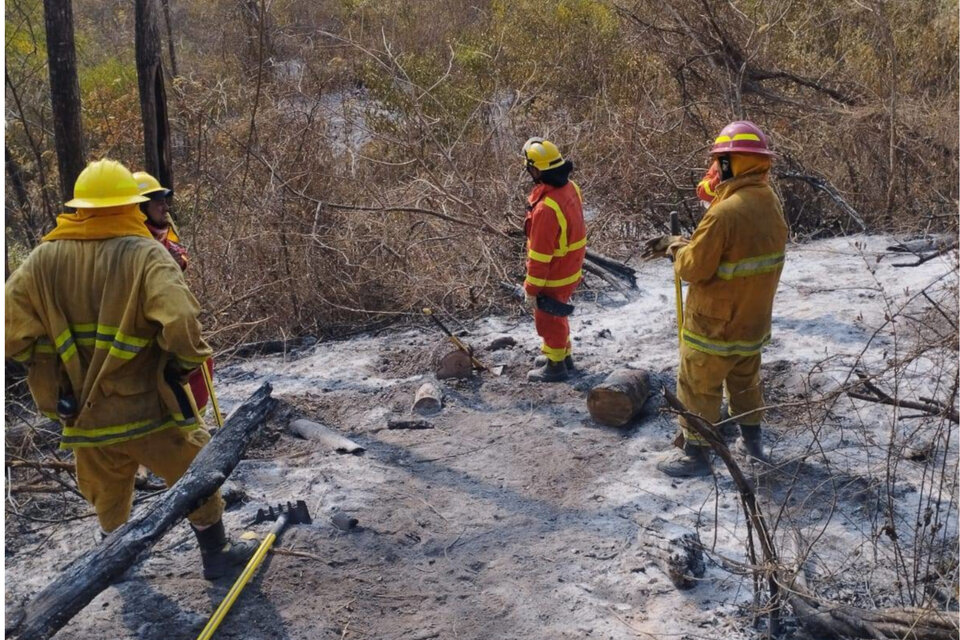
left=194, top=520, right=258, bottom=581
left=656, top=442, right=712, bottom=478
left=527, top=358, right=569, bottom=382
left=534, top=355, right=575, bottom=371
left=734, top=425, right=770, bottom=463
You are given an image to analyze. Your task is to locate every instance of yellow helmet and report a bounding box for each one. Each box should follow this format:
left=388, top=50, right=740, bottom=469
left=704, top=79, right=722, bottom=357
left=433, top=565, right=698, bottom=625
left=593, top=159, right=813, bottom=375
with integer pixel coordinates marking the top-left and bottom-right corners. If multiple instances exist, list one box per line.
left=65, top=159, right=149, bottom=208
left=132, top=171, right=172, bottom=198
left=522, top=137, right=565, bottom=171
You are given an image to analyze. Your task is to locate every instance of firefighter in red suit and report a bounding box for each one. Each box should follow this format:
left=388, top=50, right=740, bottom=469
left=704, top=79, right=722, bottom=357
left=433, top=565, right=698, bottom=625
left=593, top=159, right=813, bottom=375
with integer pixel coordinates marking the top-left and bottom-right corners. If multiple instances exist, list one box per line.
left=521, top=138, right=587, bottom=383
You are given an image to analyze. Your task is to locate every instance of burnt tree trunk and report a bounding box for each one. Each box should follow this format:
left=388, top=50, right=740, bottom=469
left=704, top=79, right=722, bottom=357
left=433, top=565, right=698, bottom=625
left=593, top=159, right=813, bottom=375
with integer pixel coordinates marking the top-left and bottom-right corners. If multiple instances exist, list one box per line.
left=135, top=0, right=174, bottom=189
left=159, top=0, right=178, bottom=77
left=7, top=384, right=276, bottom=640
left=6, top=145, right=30, bottom=276
left=41, top=0, right=86, bottom=202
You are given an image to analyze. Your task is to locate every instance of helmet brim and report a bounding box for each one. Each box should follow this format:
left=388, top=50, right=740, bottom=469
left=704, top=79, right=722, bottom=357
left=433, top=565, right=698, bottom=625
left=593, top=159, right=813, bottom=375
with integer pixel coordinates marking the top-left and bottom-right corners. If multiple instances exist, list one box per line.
left=142, top=187, right=173, bottom=198
left=65, top=194, right=150, bottom=208
left=711, top=147, right=776, bottom=157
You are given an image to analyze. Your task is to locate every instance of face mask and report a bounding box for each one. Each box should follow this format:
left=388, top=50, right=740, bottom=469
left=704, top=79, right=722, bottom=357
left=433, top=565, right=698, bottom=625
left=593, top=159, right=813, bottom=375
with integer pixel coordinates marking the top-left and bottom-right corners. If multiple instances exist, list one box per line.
left=718, top=155, right=734, bottom=181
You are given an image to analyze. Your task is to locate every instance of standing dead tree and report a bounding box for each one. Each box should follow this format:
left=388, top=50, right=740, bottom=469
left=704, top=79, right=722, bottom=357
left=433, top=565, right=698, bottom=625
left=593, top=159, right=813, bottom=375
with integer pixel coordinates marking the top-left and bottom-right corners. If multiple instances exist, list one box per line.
left=41, top=0, right=85, bottom=203
left=160, top=0, right=178, bottom=78
left=136, top=0, right=174, bottom=189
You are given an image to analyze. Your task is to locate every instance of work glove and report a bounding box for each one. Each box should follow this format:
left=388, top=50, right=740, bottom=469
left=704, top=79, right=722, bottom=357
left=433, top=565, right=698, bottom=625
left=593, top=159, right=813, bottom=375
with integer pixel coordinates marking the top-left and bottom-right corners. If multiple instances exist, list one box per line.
left=666, top=237, right=690, bottom=259
left=640, top=235, right=685, bottom=261
left=524, top=292, right=539, bottom=312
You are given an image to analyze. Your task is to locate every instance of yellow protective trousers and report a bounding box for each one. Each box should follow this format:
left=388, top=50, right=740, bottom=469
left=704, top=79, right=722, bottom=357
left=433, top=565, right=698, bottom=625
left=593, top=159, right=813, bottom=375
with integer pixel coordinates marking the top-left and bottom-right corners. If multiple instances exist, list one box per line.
left=75, top=426, right=224, bottom=532
left=676, top=342, right=764, bottom=446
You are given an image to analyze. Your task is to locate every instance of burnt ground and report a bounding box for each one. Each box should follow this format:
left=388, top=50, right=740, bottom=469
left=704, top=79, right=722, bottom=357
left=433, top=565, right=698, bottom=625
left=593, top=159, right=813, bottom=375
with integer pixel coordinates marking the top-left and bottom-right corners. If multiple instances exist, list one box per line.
left=5, top=236, right=958, bottom=639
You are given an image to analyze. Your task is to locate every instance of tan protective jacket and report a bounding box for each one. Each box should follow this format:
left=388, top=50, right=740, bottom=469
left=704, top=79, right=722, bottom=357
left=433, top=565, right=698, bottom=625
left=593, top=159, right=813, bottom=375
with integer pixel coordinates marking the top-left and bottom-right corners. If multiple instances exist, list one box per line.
left=674, top=169, right=787, bottom=356
left=6, top=237, right=211, bottom=448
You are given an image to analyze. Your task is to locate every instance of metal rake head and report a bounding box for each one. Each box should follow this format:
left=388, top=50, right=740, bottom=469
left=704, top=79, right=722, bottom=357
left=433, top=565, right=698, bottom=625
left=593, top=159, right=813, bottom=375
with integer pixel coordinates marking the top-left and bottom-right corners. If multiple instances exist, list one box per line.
left=253, top=500, right=312, bottom=526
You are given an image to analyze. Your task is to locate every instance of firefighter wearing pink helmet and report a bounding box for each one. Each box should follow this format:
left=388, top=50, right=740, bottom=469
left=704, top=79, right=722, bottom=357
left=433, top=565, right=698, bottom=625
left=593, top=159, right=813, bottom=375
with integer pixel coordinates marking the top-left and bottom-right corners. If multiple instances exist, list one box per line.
left=658, top=120, right=788, bottom=477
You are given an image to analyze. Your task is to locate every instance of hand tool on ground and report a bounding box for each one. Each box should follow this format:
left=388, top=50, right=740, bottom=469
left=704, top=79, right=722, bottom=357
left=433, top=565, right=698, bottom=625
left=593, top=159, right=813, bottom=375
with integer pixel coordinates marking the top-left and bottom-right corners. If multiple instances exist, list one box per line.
left=201, top=360, right=224, bottom=428
left=196, top=500, right=312, bottom=640
left=499, top=282, right=575, bottom=317
left=422, top=308, right=503, bottom=376
left=670, top=211, right=684, bottom=347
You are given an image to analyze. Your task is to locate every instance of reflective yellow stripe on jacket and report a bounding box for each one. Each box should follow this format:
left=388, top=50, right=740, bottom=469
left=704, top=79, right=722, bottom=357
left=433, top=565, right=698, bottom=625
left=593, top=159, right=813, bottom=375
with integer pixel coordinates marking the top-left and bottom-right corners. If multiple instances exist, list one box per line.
left=56, top=323, right=154, bottom=362
left=715, top=252, right=784, bottom=280
left=60, top=412, right=199, bottom=449
left=539, top=188, right=587, bottom=258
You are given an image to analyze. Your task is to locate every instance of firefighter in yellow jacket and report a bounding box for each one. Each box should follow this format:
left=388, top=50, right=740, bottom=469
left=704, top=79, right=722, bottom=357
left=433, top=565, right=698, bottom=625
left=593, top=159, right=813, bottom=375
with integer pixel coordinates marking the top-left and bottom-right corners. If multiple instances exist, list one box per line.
left=651, top=121, right=788, bottom=477
left=5, top=159, right=255, bottom=579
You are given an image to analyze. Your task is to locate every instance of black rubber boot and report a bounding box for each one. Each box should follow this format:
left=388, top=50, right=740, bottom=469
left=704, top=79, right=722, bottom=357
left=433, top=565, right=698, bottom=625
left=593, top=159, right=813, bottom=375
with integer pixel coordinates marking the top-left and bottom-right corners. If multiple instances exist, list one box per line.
left=194, top=520, right=258, bottom=581
left=734, top=424, right=769, bottom=463
left=527, top=358, right=569, bottom=382
left=534, top=355, right=575, bottom=371
left=656, top=442, right=712, bottom=478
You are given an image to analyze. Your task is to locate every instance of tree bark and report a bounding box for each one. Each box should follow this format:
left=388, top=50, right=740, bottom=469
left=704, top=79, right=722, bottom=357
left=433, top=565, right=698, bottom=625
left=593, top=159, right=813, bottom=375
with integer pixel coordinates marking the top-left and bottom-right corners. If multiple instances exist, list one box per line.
left=135, top=0, right=174, bottom=190
left=8, top=384, right=275, bottom=640
left=587, top=369, right=651, bottom=427
left=41, top=0, right=86, bottom=203
left=412, top=383, right=443, bottom=415
left=159, top=0, right=178, bottom=77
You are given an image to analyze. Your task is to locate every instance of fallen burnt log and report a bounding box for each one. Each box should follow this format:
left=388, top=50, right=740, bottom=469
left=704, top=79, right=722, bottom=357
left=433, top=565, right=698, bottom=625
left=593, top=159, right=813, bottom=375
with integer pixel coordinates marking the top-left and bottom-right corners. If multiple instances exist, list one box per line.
left=585, top=249, right=637, bottom=288
left=663, top=387, right=959, bottom=640
left=8, top=384, right=276, bottom=640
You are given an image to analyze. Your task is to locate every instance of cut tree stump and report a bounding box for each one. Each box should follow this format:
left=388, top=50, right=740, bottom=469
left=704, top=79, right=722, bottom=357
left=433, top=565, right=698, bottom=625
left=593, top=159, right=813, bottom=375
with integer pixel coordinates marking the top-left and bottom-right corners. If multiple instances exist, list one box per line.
left=8, top=383, right=275, bottom=640
left=288, top=418, right=364, bottom=454
left=636, top=516, right=705, bottom=590
left=587, top=369, right=651, bottom=427
left=412, top=383, right=443, bottom=415
left=432, top=341, right=472, bottom=379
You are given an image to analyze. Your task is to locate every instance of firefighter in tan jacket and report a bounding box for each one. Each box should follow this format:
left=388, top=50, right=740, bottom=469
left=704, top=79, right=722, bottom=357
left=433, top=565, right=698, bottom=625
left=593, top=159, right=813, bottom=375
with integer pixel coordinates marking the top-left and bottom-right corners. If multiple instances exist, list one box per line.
left=5, top=159, right=255, bottom=580
left=653, top=121, right=788, bottom=477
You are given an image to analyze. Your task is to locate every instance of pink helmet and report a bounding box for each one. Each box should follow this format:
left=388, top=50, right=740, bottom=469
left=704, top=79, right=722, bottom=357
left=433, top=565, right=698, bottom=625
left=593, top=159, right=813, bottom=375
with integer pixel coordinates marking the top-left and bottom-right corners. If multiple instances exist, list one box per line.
left=709, top=120, right=774, bottom=156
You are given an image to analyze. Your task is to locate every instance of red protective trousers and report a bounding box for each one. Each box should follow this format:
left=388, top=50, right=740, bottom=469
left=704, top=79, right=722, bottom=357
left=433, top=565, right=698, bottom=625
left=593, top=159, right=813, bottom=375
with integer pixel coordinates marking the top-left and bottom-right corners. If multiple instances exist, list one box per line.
left=534, top=286, right=575, bottom=362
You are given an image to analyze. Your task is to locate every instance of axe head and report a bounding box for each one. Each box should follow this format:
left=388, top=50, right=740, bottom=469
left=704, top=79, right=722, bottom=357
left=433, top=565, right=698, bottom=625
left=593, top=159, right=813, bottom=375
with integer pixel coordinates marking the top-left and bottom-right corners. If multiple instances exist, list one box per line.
left=253, top=500, right=312, bottom=526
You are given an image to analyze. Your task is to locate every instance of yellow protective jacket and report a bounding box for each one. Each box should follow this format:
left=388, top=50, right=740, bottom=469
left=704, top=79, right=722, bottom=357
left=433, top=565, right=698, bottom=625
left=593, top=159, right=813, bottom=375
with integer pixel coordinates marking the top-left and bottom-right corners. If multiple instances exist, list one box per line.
left=6, top=234, right=212, bottom=449
left=674, top=166, right=787, bottom=357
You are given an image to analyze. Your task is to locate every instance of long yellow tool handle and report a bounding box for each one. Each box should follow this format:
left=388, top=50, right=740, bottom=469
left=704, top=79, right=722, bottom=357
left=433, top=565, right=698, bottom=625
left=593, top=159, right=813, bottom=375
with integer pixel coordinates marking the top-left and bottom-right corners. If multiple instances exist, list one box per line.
left=669, top=211, right=684, bottom=347
left=446, top=334, right=488, bottom=372
left=201, top=360, right=224, bottom=428
left=673, top=271, right=684, bottom=347
left=196, top=530, right=279, bottom=640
